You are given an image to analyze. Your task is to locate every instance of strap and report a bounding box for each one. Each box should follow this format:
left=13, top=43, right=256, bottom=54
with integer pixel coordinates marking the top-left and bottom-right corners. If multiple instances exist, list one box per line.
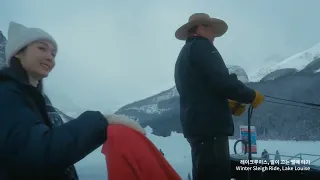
left=25, top=95, right=45, bottom=121
left=24, top=91, right=53, bottom=128
left=0, top=74, right=39, bottom=117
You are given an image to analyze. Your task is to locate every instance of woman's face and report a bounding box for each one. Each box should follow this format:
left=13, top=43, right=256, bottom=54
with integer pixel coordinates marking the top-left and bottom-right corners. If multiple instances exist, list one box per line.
left=15, top=40, right=56, bottom=80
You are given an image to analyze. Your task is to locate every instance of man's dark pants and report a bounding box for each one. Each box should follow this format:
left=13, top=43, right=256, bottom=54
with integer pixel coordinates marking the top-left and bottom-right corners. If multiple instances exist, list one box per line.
left=187, top=136, right=231, bottom=180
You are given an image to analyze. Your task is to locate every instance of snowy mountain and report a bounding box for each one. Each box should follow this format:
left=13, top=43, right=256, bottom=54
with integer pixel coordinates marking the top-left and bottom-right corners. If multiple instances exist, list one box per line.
left=116, top=46, right=320, bottom=140
left=116, top=65, right=248, bottom=124
left=260, top=68, right=298, bottom=82
left=0, top=31, right=6, bottom=69
left=44, top=90, right=84, bottom=117
left=251, top=43, right=320, bottom=82
left=227, top=65, right=249, bottom=83
left=116, top=87, right=179, bottom=124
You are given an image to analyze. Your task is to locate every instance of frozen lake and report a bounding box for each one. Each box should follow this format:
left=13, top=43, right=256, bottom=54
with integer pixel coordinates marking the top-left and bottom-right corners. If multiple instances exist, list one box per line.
left=75, top=129, right=320, bottom=180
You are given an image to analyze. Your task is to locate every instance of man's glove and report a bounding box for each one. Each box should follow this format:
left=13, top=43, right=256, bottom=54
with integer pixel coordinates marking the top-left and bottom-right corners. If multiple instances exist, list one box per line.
left=252, top=90, right=264, bottom=108
left=228, top=99, right=246, bottom=116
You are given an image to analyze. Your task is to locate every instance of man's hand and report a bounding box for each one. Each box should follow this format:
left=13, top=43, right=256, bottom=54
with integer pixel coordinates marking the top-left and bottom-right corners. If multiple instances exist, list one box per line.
left=228, top=99, right=246, bottom=116
left=252, top=90, right=264, bottom=108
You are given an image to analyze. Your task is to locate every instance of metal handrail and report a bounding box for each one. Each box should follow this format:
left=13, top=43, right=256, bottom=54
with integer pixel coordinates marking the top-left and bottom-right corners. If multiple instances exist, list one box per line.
left=232, top=140, right=320, bottom=165
left=231, top=152, right=320, bottom=166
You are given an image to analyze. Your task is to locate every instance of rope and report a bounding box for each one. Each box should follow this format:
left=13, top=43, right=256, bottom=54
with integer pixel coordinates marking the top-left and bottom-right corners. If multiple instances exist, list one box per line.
left=237, top=96, right=320, bottom=155
left=264, top=100, right=320, bottom=111
left=265, top=96, right=320, bottom=133
left=247, top=105, right=253, bottom=180
left=244, top=95, right=320, bottom=180
left=265, top=95, right=320, bottom=107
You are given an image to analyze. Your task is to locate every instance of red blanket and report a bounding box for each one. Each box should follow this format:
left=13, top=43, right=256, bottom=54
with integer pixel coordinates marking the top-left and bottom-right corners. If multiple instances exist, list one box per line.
left=101, top=125, right=181, bottom=180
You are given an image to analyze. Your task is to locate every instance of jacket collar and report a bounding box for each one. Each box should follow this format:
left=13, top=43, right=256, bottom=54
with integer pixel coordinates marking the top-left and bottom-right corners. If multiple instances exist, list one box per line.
left=186, top=35, right=210, bottom=43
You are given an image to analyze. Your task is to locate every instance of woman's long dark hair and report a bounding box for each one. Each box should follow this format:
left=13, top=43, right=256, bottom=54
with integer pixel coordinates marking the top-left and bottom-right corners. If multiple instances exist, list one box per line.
left=10, top=53, right=44, bottom=93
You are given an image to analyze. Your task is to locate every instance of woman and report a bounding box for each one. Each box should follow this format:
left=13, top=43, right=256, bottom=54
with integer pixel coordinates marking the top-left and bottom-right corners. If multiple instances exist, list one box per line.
left=0, top=21, right=145, bottom=180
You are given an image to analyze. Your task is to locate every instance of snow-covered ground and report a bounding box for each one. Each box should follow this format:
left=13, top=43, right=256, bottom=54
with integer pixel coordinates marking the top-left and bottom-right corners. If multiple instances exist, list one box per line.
left=75, top=126, right=320, bottom=180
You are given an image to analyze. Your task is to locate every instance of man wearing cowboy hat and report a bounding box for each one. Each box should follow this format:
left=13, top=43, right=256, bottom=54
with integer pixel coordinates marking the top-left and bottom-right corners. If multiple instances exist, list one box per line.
left=174, top=13, right=264, bottom=180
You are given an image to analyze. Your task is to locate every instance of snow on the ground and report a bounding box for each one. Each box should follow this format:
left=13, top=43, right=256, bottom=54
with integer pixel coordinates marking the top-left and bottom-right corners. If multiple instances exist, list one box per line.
left=75, top=126, right=320, bottom=180
left=250, top=43, right=320, bottom=82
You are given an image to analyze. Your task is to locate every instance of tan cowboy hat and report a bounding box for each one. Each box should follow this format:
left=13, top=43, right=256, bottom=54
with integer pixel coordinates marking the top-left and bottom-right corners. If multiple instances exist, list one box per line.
left=175, top=13, right=228, bottom=40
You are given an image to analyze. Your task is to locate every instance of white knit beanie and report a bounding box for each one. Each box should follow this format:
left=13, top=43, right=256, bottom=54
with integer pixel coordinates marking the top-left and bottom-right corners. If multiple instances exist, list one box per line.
left=5, top=21, right=58, bottom=66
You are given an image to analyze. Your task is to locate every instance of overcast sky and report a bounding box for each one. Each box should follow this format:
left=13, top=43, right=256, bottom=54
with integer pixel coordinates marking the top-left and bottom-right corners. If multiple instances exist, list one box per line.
left=1, top=0, right=320, bottom=113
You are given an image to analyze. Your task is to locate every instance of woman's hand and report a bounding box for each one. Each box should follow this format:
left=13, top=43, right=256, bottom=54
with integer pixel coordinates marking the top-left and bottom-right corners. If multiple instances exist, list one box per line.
left=104, top=114, right=146, bottom=134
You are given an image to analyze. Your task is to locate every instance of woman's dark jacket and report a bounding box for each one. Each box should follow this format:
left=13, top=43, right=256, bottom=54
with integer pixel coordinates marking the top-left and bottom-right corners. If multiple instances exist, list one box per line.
left=0, top=66, right=108, bottom=180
